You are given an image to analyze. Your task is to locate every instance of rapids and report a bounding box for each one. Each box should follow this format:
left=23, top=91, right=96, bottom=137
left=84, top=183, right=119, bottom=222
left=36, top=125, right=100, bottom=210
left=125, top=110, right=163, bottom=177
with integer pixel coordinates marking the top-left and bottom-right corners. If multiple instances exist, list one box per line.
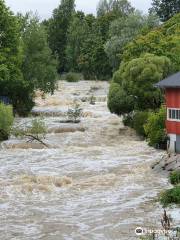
left=0, top=81, right=179, bottom=240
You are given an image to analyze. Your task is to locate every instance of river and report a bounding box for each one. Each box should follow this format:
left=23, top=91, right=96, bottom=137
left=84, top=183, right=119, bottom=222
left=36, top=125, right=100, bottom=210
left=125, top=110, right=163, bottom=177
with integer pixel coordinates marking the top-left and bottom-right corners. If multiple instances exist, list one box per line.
left=0, top=81, right=179, bottom=240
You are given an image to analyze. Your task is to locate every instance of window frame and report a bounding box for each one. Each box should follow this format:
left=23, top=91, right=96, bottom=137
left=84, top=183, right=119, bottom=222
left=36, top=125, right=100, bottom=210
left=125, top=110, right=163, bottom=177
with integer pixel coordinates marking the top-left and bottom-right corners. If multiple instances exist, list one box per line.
left=167, top=108, right=180, bottom=122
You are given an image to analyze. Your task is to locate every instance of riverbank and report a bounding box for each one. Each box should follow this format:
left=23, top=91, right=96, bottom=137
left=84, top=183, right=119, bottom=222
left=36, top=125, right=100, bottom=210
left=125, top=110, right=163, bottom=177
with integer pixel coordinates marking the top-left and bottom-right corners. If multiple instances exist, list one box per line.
left=152, top=153, right=180, bottom=173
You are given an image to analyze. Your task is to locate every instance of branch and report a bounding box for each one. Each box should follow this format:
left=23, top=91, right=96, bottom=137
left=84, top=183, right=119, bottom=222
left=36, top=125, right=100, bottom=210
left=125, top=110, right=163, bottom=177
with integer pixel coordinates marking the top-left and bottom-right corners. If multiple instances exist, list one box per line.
left=25, top=134, right=49, bottom=147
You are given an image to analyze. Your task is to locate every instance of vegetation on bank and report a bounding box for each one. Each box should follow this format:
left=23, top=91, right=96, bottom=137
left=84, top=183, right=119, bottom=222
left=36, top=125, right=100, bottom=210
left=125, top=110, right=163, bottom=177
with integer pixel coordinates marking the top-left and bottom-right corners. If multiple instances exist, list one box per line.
left=0, top=0, right=57, bottom=116
left=160, top=186, right=180, bottom=207
left=108, top=12, right=180, bottom=148
left=160, top=170, right=180, bottom=207
left=0, top=104, right=14, bottom=141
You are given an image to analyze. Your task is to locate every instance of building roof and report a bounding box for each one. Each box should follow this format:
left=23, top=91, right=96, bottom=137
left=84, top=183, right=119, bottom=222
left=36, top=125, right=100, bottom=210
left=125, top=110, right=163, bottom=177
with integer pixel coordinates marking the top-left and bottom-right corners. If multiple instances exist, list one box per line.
left=155, top=72, right=180, bottom=88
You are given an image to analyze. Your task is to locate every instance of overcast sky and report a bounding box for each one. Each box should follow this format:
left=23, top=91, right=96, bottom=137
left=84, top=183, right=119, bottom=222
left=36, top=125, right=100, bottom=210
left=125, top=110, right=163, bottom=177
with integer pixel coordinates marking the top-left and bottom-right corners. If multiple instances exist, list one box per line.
left=5, top=0, right=152, bottom=20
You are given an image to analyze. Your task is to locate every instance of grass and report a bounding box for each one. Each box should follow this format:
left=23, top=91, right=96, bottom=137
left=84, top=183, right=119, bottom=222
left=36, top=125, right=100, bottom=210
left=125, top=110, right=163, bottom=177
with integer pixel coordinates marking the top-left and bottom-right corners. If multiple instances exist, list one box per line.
left=160, top=186, right=180, bottom=207
left=170, top=170, right=180, bottom=185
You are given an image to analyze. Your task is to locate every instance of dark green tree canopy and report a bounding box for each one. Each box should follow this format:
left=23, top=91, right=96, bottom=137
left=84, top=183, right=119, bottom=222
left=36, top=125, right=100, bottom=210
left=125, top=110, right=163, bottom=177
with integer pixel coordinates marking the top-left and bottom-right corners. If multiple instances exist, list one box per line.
left=48, top=0, right=75, bottom=72
left=108, top=54, right=172, bottom=115
left=20, top=13, right=57, bottom=94
left=0, top=0, right=23, bottom=101
left=150, top=0, right=180, bottom=22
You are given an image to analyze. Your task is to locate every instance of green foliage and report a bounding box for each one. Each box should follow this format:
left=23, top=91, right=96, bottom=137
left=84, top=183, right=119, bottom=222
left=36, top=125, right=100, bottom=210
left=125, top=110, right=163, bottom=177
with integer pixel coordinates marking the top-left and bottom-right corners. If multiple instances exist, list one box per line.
left=123, top=111, right=149, bottom=137
left=108, top=82, right=134, bottom=115
left=0, top=0, right=25, bottom=115
left=144, top=107, right=167, bottom=148
left=65, top=11, right=87, bottom=72
left=123, top=13, right=180, bottom=72
left=112, top=54, right=171, bottom=112
left=20, top=13, right=58, bottom=94
left=123, top=113, right=134, bottom=128
left=160, top=186, right=180, bottom=207
left=77, top=14, right=112, bottom=80
left=0, top=103, right=14, bottom=141
left=67, top=102, right=83, bottom=123
left=48, top=0, right=75, bottom=72
left=12, top=118, right=47, bottom=141
left=133, top=111, right=149, bottom=137
left=97, top=0, right=134, bottom=17
left=170, top=170, right=180, bottom=185
left=105, top=11, right=160, bottom=70
left=65, top=72, right=80, bottom=82
left=150, top=0, right=180, bottom=22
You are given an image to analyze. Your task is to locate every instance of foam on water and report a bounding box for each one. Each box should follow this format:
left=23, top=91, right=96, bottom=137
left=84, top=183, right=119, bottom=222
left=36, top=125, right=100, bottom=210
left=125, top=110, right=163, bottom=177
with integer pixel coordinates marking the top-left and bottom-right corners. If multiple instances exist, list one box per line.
left=0, top=81, right=178, bottom=240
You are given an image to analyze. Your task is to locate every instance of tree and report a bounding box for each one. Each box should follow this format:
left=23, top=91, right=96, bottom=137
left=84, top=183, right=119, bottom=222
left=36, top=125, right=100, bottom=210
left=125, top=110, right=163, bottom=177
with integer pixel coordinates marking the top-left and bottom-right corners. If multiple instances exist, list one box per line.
left=150, top=0, right=180, bottom=22
left=123, top=13, right=180, bottom=72
left=20, top=13, right=57, bottom=94
left=108, top=54, right=171, bottom=116
left=118, top=54, right=171, bottom=110
left=65, top=11, right=87, bottom=72
left=105, top=11, right=160, bottom=70
left=48, top=0, right=75, bottom=72
left=0, top=0, right=25, bottom=114
left=97, top=0, right=134, bottom=17
left=72, top=14, right=112, bottom=80
left=108, top=82, right=134, bottom=115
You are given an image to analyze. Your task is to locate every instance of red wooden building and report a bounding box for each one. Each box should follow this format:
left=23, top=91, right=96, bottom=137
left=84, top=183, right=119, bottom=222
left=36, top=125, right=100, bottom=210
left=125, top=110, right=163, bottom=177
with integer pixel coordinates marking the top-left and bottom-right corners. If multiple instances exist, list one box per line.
left=156, top=72, right=180, bottom=153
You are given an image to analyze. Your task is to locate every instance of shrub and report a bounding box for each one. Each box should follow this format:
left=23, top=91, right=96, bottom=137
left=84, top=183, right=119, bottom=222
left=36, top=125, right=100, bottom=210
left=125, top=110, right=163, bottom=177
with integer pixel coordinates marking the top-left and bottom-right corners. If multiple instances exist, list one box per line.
left=160, top=186, right=180, bottom=207
left=67, top=102, right=83, bottom=123
left=123, top=113, right=134, bottom=128
left=65, top=72, right=81, bottom=82
left=133, top=111, right=149, bottom=137
left=144, top=107, right=167, bottom=149
left=108, top=82, right=134, bottom=115
left=123, top=111, right=149, bottom=137
left=0, top=103, right=14, bottom=141
left=12, top=118, right=48, bottom=146
left=170, top=170, right=180, bottom=185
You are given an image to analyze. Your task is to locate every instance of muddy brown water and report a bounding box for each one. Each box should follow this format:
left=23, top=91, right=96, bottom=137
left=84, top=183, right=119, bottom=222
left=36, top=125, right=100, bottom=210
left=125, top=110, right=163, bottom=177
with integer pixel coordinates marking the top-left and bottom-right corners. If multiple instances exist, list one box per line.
left=0, top=81, right=179, bottom=240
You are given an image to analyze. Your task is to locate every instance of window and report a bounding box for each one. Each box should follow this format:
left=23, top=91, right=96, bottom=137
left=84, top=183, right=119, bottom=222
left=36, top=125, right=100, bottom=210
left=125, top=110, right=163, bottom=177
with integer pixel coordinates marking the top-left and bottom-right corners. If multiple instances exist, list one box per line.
left=168, top=108, right=180, bottom=120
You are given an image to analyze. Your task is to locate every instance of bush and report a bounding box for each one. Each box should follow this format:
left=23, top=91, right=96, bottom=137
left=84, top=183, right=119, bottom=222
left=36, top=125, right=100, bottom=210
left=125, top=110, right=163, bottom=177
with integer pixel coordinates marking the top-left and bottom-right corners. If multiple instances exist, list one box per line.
left=67, top=102, right=83, bottom=123
left=0, top=103, right=14, bottom=141
left=160, top=186, right=180, bottom=207
left=144, top=107, right=167, bottom=149
left=133, top=111, right=149, bottom=137
left=108, top=82, right=134, bottom=115
left=12, top=118, right=48, bottom=146
left=123, top=111, right=149, bottom=137
left=65, top=72, right=81, bottom=82
left=170, top=170, right=180, bottom=185
left=123, top=113, right=134, bottom=128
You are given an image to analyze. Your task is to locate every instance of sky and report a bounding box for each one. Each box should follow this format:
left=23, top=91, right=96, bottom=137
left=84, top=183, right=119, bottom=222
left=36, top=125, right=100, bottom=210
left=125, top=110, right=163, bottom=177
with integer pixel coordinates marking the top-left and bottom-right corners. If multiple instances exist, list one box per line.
left=5, top=0, right=152, bottom=20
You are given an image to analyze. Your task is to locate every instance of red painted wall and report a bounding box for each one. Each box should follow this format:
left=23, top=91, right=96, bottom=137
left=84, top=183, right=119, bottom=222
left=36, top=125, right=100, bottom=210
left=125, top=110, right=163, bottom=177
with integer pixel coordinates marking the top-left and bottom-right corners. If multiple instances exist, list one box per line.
left=166, top=88, right=180, bottom=108
left=166, top=88, right=180, bottom=134
left=166, top=121, right=180, bottom=135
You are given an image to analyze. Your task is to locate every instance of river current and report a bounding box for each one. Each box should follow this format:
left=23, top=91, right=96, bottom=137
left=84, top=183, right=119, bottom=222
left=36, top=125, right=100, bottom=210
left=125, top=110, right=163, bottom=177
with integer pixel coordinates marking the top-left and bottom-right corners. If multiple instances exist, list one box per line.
left=0, top=81, right=179, bottom=240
